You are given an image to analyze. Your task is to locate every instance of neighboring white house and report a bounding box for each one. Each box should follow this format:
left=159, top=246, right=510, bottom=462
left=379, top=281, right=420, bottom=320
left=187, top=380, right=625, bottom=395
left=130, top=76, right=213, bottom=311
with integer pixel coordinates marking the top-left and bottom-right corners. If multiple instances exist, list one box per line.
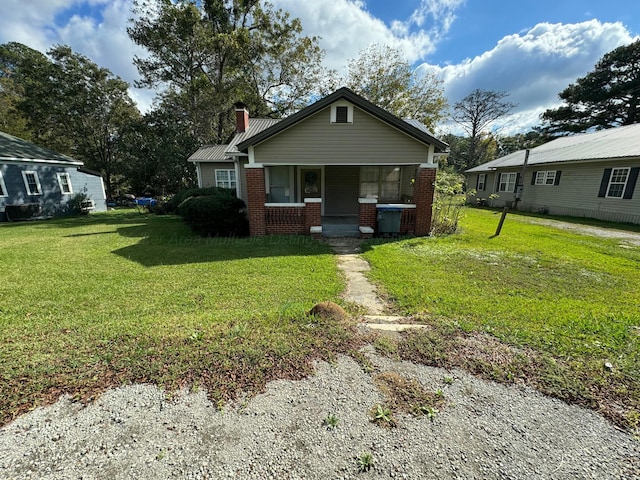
left=466, top=124, right=640, bottom=224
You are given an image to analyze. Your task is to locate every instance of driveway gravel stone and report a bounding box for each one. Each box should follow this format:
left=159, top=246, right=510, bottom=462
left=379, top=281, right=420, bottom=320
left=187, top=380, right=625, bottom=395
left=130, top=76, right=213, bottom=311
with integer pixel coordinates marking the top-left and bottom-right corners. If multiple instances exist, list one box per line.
left=1, top=352, right=638, bottom=479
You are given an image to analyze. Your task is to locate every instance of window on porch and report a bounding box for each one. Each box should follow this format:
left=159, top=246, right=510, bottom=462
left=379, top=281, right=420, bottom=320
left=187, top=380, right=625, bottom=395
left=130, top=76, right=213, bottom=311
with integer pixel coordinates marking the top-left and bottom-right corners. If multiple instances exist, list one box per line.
left=267, top=166, right=291, bottom=203
left=359, top=166, right=401, bottom=202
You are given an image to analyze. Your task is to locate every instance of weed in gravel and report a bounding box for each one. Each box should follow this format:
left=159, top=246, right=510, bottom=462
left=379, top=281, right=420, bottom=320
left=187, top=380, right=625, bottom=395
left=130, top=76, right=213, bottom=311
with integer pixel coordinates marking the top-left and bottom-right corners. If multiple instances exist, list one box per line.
left=357, top=451, right=374, bottom=472
left=413, top=406, right=439, bottom=421
left=370, top=404, right=395, bottom=428
left=373, top=371, right=445, bottom=423
left=349, top=350, right=375, bottom=374
left=323, top=414, right=339, bottom=430
left=443, top=375, right=454, bottom=385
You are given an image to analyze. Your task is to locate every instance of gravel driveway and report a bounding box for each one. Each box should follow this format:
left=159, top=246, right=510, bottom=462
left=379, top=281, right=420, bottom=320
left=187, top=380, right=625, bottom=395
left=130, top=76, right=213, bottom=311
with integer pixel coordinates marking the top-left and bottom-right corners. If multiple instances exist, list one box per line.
left=520, top=217, right=640, bottom=245
left=1, top=350, right=638, bottom=479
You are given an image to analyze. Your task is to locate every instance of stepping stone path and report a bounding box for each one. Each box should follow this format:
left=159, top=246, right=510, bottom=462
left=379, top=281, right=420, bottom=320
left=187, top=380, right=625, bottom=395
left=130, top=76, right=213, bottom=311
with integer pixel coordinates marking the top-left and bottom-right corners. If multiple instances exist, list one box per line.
left=325, top=238, right=428, bottom=335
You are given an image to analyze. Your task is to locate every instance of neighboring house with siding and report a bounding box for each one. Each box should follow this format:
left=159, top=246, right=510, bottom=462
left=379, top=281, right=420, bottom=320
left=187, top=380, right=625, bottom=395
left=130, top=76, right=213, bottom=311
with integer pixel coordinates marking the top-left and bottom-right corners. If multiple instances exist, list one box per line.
left=188, top=87, right=448, bottom=237
left=465, top=124, right=640, bottom=224
left=0, top=131, right=107, bottom=222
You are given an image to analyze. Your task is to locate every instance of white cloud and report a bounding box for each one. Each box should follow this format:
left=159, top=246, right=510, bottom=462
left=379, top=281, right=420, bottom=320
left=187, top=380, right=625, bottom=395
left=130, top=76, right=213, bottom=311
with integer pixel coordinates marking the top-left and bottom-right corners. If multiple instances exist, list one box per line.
left=426, top=20, right=636, bottom=133
left=271, top=0, right=463, bottom=71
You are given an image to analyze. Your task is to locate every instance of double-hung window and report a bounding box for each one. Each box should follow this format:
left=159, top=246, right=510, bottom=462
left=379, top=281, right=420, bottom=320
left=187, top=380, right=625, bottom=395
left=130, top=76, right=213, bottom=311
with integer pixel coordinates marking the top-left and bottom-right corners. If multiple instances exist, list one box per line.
left=477, top=173, right=486, bottom=191
left=215, top=169, right=236, bottom=189
left=57, top=173, right=73, bottom=194
left=360, top=166, right=401, bottom=201
left=606, top=167, right=629, bottom=198
left=535, top=171, right=557, bottom=185
left=498, top=172, right=517, bottom=192
left=22, top=171, right=42, bottom=195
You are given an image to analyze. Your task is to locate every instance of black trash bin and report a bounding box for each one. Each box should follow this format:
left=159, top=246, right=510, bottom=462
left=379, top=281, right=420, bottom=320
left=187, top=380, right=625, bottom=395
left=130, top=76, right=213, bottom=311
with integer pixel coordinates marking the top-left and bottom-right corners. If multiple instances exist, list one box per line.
left=377, top=207, right=402, bottom=235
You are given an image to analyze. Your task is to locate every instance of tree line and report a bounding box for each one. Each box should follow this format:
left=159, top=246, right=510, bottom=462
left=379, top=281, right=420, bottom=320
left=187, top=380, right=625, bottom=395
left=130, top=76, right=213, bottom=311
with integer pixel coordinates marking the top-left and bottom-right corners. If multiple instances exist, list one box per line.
left=1, top=0, right=639, bottom=197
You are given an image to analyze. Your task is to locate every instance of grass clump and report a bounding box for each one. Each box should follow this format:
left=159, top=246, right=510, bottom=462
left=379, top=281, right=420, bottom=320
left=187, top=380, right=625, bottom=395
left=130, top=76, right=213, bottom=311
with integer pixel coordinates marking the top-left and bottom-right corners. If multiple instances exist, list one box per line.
left=373, top=371, right=445, bottom=425
left=357, top=451, right=374, bottom=472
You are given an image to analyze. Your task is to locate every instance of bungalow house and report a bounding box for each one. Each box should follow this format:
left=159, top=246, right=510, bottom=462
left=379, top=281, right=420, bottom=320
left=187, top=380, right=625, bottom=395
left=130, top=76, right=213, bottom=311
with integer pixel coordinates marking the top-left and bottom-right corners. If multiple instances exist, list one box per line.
left=188, top=87, right=448, bottom=237
left=0, top=131, right=107, bottom=222
left=466, top=123, right=640, bottom=225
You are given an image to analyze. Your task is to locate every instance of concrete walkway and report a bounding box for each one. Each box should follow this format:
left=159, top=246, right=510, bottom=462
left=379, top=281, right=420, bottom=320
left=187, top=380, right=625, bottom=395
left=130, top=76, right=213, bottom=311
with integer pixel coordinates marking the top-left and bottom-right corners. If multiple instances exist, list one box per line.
left=326, top=238, right=427, bottom=334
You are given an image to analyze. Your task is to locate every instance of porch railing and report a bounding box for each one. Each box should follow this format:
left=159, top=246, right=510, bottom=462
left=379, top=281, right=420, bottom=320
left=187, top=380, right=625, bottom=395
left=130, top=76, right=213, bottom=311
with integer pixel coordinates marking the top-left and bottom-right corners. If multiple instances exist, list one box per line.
left=264, top=203, right=305, bottom=234
left=400, top=207, right=417, bottom=234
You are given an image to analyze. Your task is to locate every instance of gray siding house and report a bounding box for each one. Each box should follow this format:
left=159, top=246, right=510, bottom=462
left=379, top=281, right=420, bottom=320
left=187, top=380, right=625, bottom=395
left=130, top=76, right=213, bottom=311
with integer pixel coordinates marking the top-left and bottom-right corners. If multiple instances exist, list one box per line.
left=466, top=124, right=640, bottom=224
left=0, top=131, right=107, bottom=222
left=188, top=88, right=448, bottom=237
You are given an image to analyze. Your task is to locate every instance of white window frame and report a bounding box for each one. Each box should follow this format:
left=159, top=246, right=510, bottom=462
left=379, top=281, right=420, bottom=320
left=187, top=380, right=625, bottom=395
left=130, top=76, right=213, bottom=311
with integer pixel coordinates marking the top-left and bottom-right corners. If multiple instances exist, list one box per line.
left=215, top=169, right=236, bottom=189
left=498, top=172, right=517, bottom=193
left=606, top=167, right=630, bottom=198
left=535, top=171, right=557, bottom=185
left=330, top=101, right=354, bottom=124
left=0, top=171, right=7, bottom=197
left=57, top=172, right=73, bottom=194
left=22, top=171, right=42, bottom=196
left=359, top=166, right=402, bottom=201
left=477, top=173, right=486, bottom=191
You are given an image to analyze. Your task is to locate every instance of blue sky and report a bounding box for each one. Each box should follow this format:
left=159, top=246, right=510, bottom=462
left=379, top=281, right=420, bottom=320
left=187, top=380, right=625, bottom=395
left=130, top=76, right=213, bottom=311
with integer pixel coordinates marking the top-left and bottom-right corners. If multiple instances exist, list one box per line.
left=1, top=0, right=639, bottom=134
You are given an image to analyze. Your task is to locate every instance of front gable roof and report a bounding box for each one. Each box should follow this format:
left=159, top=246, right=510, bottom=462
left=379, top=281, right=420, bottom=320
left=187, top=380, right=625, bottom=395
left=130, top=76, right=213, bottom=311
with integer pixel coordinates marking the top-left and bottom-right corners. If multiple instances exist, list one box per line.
left=467, top=123, right=640, bottom=173
left=0, top=131, right=83, bottom=166
left=236, top=87, right=448, bottom=153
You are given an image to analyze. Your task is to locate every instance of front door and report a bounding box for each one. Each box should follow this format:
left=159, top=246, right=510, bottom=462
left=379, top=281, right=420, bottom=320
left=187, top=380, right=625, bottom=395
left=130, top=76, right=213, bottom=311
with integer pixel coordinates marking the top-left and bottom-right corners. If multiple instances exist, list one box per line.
left=300, top=168, right=322, bottom=199
left=324, top=165, right=359, bottom=215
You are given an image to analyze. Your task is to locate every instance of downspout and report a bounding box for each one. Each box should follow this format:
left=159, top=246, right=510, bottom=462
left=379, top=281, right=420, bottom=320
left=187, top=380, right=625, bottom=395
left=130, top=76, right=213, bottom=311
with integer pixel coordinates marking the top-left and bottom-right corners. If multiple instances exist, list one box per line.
left=234, top=158, right=241, bottom=199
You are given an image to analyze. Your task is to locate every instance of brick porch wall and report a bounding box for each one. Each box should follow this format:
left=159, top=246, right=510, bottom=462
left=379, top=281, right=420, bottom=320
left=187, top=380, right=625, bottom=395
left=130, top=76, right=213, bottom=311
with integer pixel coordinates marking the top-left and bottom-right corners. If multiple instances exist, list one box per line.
left=304, top=199, right=321, bottom=232
left=414, top=165, right=437, bottom=236
left=358, top=200, right=376, bottom=229
left=265, top=206, right=305, bottom=234
left=246, top=166, right=266, bottom=236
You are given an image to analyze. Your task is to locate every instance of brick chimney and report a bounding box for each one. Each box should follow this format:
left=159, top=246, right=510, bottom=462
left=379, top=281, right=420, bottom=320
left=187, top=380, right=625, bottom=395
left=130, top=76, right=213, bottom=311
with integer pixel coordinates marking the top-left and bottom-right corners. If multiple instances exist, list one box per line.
left=234, top=102, right=249, bottom=133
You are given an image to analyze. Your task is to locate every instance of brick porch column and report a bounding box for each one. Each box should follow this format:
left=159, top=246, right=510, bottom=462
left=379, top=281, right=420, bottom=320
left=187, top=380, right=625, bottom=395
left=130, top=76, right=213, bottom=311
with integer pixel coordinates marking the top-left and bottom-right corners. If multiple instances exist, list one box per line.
left=304, top=198, right=322, bottom=235
left=246, top=165, right=266, bottom=236
left=358, top=198, right=377, bottom=230
left=414, top=164, right=437, bottom=236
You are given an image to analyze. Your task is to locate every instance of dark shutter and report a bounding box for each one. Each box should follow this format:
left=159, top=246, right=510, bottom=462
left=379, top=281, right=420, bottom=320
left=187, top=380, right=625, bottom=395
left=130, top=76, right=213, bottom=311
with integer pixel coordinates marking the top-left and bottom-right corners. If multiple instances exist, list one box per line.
left=515, top=173, right=520, bottom=191
left=476, top=175, right=480, bottom=190
left=623, top=167, right=639, bottom=199
left=531, top=172, right=537, bottom=185
left=335, top=106, right=348, bottom=123
left=598, top=168, right=612, bottom=197
left=554, top=171, right=562, bottom=185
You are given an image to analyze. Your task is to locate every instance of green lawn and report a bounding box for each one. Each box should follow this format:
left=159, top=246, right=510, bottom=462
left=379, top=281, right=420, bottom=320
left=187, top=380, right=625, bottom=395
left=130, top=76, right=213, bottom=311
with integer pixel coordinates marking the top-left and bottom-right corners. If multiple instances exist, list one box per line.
left=363, top=208, right=640, bottom=432
left=0, top=211, right=358, bottom=424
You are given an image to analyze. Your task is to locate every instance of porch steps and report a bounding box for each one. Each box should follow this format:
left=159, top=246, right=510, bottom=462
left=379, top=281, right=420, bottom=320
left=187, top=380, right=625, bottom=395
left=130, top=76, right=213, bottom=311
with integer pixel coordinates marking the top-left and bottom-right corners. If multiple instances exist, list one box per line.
left=322, top=224, right=360, bottom=238
left=358, top=314, right=429, bottom=335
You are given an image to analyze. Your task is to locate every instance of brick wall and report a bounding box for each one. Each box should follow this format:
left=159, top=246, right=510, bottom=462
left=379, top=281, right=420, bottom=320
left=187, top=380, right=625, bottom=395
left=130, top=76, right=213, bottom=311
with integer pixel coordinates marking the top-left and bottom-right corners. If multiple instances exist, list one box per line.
left=304, top=200, right=321, bottom=232
left=358, top=202, right=376, bottom=229
left=414, top=166, right=436, bottom=236
left=246, top=167, right=266, bottom=236
left=266, top=206, right=305, bottom=234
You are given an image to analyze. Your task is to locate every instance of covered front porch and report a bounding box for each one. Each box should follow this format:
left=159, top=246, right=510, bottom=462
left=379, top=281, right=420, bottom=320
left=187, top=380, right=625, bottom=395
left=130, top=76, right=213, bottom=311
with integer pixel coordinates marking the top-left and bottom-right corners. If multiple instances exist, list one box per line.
left=245, top=163, right=436, bottom=237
